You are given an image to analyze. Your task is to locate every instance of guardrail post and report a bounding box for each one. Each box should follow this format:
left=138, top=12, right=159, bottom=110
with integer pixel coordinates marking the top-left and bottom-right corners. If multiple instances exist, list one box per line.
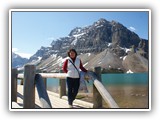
left=42, top=70, right=47, bottom=88
left=43, top=78, right=47, bottom=88
left=93, top=67, right=102, bottom=108
left=23, top=65, right=36, bottom=108
left=59, top=70, right=66, bottom=98
left=11, top=68, right=18, bottom=102
left=20, top=79, right=23, bottom=85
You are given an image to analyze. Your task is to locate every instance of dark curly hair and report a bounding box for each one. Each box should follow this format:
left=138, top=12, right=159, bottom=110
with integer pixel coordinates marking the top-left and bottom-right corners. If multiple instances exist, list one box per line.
left=67, top=49, right=77, bottom=58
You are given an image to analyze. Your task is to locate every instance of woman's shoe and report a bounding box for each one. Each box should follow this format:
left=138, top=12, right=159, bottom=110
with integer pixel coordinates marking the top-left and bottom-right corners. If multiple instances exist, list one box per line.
left=69, top=105, right=73, bottom=108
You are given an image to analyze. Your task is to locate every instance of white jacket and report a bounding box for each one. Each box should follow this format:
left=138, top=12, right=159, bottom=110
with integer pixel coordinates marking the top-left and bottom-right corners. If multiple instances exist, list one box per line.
left=67, top=57, right=80, bottom=78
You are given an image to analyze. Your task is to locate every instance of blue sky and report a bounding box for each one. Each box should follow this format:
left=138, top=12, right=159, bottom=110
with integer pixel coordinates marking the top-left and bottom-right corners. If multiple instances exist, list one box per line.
left=11, top=10, right=149, bottom=58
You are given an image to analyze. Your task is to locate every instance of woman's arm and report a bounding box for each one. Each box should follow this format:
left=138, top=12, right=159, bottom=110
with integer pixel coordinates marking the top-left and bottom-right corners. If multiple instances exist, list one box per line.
left=80, top=60, right=87, bottom=72
left=62, top=59, right=68, bottom=73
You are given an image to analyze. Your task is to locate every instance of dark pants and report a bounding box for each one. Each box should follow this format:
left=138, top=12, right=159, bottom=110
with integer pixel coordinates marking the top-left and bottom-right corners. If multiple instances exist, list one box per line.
left=66, top=77, right=80, bottom=105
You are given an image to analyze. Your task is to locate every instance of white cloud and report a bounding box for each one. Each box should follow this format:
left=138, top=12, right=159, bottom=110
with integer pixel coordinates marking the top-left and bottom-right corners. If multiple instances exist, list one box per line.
left=48, top=37, right=56, bottom=40
left=16, top=53, right=33, bottom=59
left=12, top=48, right=32, bottom=59
left=12, top=48, right=19, bottom=52
left=128, top=26, right=136, bottom=32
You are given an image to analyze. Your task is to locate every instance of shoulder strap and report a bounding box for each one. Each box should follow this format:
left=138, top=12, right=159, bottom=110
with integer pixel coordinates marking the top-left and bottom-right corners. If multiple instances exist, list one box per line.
left=68, top=59, right=80, bottom=77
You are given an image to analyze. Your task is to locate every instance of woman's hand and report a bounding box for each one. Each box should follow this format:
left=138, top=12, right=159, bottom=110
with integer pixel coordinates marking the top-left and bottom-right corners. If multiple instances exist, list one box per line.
left=84, top=72, right=90, bottom=83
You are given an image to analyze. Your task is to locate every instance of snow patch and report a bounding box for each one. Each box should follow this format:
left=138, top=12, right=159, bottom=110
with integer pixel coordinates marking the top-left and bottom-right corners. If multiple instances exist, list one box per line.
left=73, top=33, right=85, bottom=38
left=123, top=56, right=127, bottom=61
left=71, top=38, right=78, bottom=45
left=120, top=57, right=123, bottom=59
left=125, top=48, right=131, bottom=53
left=51, top=54, right=57, bottom=58
left=17, top=67, right=24, bottom=71
left=87, top=53, right=91, bottom=56
left=38, top=57, right=42, bottom=60
left=71, top=33, right=85, bottom=45
left=126, top=69, right=133, bottom=73
left=83, top=62, right=88, bottom=66
left=62, top=57, right=68, bottom=63
left=108, top=43, right=112, bottom=47
left=120, top=47, right=131, bottom=53
left=96, top=25, right=104, bottom=28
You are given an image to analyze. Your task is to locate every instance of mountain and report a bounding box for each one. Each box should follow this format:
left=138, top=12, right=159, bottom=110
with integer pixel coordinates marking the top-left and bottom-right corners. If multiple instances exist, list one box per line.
left=12, top=52, right=28, bottom=68
left=15, top=18, right=149, bottom=73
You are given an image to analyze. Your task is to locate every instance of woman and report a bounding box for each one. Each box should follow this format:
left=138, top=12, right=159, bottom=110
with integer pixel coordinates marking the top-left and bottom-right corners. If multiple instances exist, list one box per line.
left=63, top=49, right=87, bottom=108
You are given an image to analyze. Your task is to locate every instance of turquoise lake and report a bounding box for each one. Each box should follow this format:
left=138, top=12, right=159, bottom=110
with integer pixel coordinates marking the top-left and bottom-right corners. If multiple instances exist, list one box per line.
left=102, top=73, right=148, bottom=85
left=46, top=73, right=148, bottom=91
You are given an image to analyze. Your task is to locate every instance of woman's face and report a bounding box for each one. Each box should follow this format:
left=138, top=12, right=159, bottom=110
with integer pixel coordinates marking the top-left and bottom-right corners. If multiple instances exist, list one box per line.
left=69, top=51, right=76, bottom=59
